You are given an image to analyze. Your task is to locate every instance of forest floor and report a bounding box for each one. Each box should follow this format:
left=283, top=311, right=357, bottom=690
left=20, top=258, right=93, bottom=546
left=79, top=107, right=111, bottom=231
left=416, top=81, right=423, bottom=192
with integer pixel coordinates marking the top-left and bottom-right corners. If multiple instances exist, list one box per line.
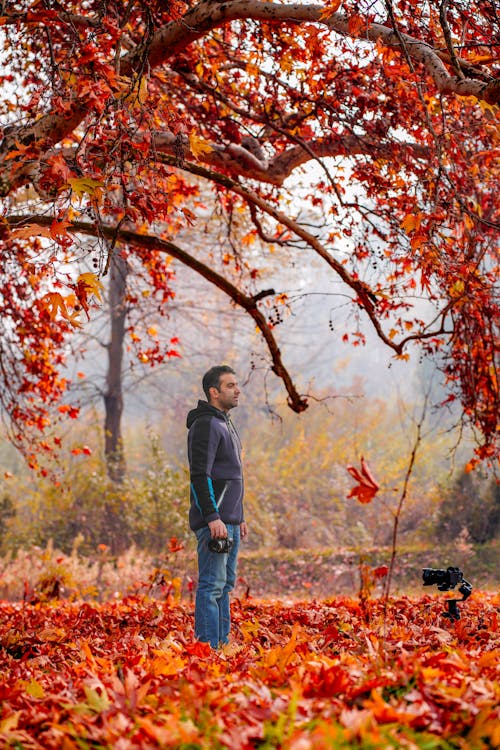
left=0, top=542, right=498, bottom=747
left=0, top=591, right=498, bottom=748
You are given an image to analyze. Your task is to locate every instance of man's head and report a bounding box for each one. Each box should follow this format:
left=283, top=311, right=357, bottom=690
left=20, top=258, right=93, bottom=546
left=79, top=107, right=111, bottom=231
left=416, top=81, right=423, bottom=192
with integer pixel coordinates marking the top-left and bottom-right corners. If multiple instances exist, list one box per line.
left=202, top=365, right=240, bottom=412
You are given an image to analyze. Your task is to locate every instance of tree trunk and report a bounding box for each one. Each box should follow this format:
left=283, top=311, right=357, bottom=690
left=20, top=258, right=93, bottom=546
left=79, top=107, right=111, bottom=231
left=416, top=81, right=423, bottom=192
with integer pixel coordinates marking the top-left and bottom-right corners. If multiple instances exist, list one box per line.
left=104, top=252, right=129, bottom=484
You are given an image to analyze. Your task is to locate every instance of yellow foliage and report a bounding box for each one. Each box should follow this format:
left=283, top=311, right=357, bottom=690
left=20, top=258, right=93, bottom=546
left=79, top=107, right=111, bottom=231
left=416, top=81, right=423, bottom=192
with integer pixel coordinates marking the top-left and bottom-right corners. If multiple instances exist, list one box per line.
left=259, top=622, right=302, bottom=673
left=23, top=680, right=45, bottom=699
left=188, top=132, right=213, bottom=159
left=0, top=712, right=21, bottom=734
left=77, top=272, right=104, bottom=302
left=66, top=177, right=105, bottom=200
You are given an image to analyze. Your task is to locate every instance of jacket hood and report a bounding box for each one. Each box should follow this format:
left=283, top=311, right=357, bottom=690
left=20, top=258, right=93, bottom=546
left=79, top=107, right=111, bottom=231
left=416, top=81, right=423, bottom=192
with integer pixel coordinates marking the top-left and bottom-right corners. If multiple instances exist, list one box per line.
left=186, top=400, right=226, bottom=428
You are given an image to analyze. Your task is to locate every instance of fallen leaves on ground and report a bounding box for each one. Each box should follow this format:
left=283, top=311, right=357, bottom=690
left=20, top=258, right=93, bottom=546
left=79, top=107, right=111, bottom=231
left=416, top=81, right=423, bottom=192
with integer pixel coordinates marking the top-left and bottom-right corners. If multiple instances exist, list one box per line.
left=0, top=592, right=499, bottom=749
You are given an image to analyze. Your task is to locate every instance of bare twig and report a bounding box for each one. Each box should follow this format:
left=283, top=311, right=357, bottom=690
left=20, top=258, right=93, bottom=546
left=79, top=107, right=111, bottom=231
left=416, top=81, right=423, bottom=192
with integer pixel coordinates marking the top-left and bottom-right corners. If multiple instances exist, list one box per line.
left=382, top=392, right=430, bottom=608
left=439, top=0, right=465, bottom=79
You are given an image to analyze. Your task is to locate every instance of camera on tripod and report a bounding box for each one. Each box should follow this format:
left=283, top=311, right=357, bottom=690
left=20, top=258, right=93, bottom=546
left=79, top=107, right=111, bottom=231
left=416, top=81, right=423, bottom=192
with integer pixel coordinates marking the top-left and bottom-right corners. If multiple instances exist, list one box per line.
left=208, top=537, right=233, bottom=553
left=422, top=566, right=472, bottom=620
left=422, top=566, right=466, bottom=591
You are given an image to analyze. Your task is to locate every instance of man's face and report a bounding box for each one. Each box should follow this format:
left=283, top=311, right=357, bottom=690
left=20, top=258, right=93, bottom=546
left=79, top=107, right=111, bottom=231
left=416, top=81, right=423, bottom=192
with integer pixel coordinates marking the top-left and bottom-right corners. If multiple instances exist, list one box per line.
left=210, top=373, right=240, bottom=412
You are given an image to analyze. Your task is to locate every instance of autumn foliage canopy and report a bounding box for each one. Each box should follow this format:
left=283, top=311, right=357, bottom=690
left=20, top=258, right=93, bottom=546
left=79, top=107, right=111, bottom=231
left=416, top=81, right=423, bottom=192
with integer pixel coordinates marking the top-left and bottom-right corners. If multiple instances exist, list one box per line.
left=0, top=0, right=498, bottom=463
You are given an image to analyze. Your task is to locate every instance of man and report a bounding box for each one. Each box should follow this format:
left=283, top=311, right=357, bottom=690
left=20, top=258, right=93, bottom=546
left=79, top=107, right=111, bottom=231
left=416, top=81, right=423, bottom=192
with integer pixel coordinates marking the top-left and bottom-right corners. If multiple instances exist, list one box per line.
left=187, top=365, right=248, bottom=648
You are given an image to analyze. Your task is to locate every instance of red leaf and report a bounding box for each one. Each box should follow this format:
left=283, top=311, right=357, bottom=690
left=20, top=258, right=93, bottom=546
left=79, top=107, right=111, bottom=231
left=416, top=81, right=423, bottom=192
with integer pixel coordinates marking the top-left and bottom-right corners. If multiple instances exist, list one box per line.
left=346, top=456, right=380, bottom=503
left=169, top=537, right=184, bottom=553
left=185, top=641, right=212, bottom=657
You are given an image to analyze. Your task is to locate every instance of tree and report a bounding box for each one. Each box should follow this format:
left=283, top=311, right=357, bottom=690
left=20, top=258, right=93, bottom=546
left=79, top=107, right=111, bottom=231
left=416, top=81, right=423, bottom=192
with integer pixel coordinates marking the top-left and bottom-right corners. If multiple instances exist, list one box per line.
left=88, top=247, right=178, bottom=483
left=104, top=253, right=129, bottom=483
left=0, top=0, right=498, bottom=468
left=437, top=469, right=500, bottom=544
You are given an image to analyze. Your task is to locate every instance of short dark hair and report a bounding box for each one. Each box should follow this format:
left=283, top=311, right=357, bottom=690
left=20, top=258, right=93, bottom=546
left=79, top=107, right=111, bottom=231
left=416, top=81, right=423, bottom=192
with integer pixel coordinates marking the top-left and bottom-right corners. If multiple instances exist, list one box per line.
left=202, top=365, right=235, bottom=400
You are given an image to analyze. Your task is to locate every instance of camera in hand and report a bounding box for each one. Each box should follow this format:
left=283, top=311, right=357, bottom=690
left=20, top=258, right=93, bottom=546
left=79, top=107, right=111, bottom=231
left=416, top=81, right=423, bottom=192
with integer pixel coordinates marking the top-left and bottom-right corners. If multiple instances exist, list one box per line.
left=208, top=537, right=233, bottom=553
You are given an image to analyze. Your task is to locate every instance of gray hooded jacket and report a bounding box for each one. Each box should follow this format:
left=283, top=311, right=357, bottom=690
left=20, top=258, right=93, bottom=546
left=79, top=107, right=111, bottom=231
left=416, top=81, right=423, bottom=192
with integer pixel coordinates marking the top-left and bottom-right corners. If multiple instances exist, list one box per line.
left=186, top=400, right=244, bottom=531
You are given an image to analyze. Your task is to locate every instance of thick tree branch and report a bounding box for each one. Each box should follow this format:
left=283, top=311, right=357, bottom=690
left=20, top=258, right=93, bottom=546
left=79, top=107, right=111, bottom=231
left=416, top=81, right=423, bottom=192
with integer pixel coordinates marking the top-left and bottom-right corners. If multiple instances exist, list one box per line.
left=3, top=214, right=308, bottom=414
left=132, top=1, right=498, bottom=101
left=0, top=1, right=496, bottom=196
left=4, top=168, right=455, bottom=362
left=0, top=8, right=101, bottom=28
left=439, top=0, right=465, bottom=80
left=151, top=130, right=428, bottom=186
left=153, top=155, right=405, bottom=354
left=0, top=105, right=87, bottom=195
left=51, top=129, right=426, bottom=189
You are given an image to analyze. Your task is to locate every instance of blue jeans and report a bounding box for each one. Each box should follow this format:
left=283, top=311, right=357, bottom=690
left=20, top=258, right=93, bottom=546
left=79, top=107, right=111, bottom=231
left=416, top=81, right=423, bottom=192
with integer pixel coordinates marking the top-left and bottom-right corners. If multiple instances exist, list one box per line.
left=194, top=524, right=240, bottom=648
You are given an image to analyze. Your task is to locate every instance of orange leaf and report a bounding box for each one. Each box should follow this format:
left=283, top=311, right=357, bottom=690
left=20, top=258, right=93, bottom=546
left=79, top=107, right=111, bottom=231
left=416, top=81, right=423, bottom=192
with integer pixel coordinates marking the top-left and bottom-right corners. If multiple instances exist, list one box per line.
left=319, top=0, right=342, bottom=20
left=76, top=272, right=104, bottom=302
left=49, top=218, right=72, bottom=238
left=348, top=13, right=365, bottom=36
left=169, top=537, right=184, bottom=553
left=185, top=641, right=212, bottom=657
left=400, top=213, right=422, bottom=234
left=346, top=456, right=379, bottom=503
left=11, top=223, right=53, bottom=240
left=41, top=292, right=67, bottom=320
left=58, top=404, right=80, bottom=418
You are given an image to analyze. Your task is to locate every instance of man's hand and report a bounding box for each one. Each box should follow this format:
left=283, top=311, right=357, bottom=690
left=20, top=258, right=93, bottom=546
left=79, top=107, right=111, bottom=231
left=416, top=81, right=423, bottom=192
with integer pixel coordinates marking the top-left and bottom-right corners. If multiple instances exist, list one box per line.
left=240, top=521, right=249, bottom=539
left=208, top=519, right=227, bottom=538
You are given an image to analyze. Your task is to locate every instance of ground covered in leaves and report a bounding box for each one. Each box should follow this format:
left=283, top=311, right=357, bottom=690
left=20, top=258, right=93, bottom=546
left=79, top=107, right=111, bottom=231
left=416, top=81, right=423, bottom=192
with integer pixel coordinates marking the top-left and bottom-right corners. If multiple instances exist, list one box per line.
left=0, top=593, right=499, bottom=749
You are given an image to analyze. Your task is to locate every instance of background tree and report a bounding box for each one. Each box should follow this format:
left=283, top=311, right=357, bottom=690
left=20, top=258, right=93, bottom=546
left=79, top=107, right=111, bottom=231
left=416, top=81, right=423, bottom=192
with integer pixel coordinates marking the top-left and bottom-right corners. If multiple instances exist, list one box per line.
left=81, top=246, right=179, bottom=482
left=0, top=0, right=498, bottom=468
left=104, top=252, right=129, bottom=482
left=437, top=469, right=500, bottom=544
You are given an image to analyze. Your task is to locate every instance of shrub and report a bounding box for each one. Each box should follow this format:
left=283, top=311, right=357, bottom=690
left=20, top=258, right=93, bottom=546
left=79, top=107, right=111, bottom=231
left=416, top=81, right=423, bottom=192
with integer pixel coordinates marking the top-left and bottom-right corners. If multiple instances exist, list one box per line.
left=437, top=470, right=500, bottom=544
left=0, top=434, right=189, bottom=556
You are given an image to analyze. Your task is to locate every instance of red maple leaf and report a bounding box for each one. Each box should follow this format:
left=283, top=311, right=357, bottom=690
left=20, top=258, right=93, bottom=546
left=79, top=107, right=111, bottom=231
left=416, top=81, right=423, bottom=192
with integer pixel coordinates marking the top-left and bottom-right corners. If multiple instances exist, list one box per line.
left=346, top=456, right=380, bottom=503
left=169, top=537, right=184, bottom=553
